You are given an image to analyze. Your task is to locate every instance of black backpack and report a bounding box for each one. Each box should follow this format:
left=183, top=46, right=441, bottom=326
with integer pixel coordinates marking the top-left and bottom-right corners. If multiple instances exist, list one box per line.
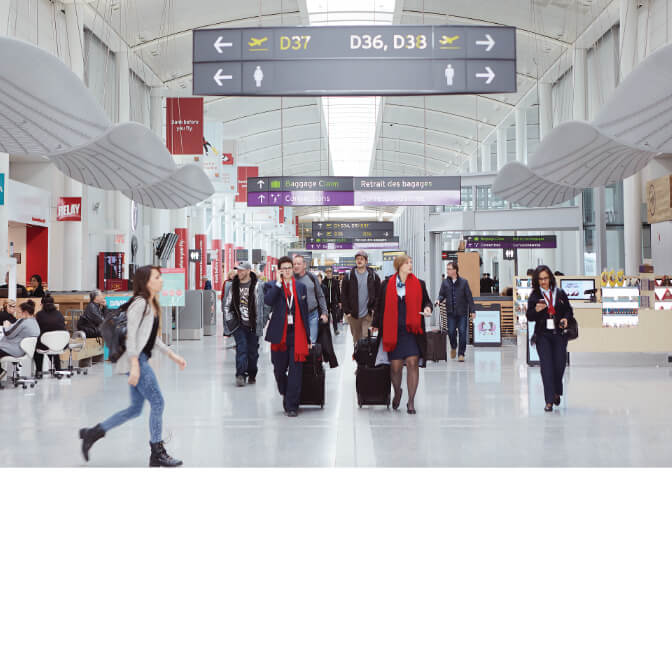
left=100, top=298, right=134, bottom=363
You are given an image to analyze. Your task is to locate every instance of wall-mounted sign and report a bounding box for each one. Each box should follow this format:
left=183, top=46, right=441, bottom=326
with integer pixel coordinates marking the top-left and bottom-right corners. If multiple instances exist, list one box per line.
left=646, top=175, right=672, bottom=224
left=465, top=235, right=557, bottom=249
left=166, top=97, right=204, bottom=155
left=248, top=175, right=461, bottom=207
left=159, top=268, right=187, bottom=307
left=189, top=249, right=202, bottom=263
left=193, top=25, right=516, bottom=96
left=236, top=165, right=258, bottom=203
left=57, top=197, right=82, bottom=222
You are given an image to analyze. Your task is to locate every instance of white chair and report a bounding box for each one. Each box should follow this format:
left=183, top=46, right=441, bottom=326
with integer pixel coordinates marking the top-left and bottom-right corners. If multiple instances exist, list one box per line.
left=0, top=337, right=38, bottom=389
left=64, top=330, right=88, bottom=376
left=35, top=330, right=73, bottom=379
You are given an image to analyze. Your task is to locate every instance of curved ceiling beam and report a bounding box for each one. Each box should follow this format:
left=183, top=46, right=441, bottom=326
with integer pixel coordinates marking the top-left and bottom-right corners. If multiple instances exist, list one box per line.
left=492, top=162, right=581, bottom=208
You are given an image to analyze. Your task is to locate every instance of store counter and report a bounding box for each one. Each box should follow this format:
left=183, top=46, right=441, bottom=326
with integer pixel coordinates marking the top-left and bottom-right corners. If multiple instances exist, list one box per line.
left=569, top=303, right=672, bottom=353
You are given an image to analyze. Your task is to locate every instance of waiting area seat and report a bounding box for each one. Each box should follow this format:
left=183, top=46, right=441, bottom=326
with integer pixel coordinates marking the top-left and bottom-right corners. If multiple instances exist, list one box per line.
left=0, top=336, right=38, bottom=390
left=35, top=330, right=73, bottom=379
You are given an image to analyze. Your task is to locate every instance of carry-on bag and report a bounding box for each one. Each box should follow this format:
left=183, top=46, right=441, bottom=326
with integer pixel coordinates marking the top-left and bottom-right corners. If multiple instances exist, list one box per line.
left=354, top=333, right=378, bottom=368
left=356, top=365, right=391, bottom=408
left=424, top=330, right=448, bottom=362
left=300, top=344, right=325, bottom=408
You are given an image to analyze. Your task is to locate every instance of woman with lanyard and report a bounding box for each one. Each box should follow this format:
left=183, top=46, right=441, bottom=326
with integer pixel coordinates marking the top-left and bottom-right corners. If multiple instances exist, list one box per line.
left=526, top=265, right=574, bottom=412
left=263, top=256, right=310, bottom=417
left=373, top=254, right=432, bottom=414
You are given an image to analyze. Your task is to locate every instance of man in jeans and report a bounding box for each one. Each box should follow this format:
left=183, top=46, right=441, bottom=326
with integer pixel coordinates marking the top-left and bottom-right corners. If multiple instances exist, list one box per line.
left=293, top=254, right=328, bottom=343
left=224, top=261, right=269, bottom=386
left=437, top=260, right=476, bottom=362
left=341, top=250, right=381, bottom=345
left=321, top=266, right=342, bottom=335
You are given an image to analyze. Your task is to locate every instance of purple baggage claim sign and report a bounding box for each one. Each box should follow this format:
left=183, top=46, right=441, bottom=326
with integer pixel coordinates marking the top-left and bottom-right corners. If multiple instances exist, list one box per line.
left=247, top=175, right=461, bottom=207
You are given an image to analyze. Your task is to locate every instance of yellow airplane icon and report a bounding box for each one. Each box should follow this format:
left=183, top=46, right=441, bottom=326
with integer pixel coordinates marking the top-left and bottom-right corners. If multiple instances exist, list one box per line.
left=248, top=36, right=269, bottom=51
left=439, top=35, right=461, bottom=49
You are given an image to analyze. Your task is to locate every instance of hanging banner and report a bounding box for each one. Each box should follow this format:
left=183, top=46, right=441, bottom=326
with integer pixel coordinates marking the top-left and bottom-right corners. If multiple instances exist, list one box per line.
left=175, top=227, right=188, bottom=288
left=224, top=242, right=234, bottom=276
left=212, top=239, right=222, bottom=291
left=236, top=166, right=258, bottom=203
left=166, top=97, right=204, bottom=155
left=195, top=234, right=207, bottom=289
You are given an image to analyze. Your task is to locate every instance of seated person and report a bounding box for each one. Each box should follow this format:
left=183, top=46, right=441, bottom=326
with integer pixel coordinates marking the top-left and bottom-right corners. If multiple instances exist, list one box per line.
left=34, top=293, right=66, bottom=376
left=0, top=299, right=41, bottom=380
left=0, top=299, right=17, bottom=325
left=77, top=289, right=108, bottom=338
left=28, top=274, right=46, bottom=298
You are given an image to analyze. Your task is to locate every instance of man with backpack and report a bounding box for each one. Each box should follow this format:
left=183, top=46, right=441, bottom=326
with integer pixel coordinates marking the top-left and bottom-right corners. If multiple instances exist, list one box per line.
left=292, top=254, right=328, bottom=344
left=224, top=261, right=269, bottom=386
left=341, top=250, right=381, bottom=345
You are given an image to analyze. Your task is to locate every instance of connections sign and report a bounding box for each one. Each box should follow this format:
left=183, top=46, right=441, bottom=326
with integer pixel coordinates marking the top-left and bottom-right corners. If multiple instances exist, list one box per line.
left=193, top=25, right=516, bottom=96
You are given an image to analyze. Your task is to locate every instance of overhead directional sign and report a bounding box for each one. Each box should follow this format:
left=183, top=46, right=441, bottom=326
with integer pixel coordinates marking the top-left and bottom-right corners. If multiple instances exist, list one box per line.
left=312, top=221, right=394, bottom=239
left=465, top=235, right=557, bottom=249
left=193, top=25, right=516, bottom=96
left=247, top=175, right=461, bottom=207
left=306, top=238, right=399, bottom=250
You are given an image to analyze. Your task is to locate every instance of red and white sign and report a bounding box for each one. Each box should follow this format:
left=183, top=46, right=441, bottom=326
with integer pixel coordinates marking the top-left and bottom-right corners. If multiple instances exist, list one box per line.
left=212, top=239, right=222, bottom=292
left=236, top=166, right=258, bottom=203
left=222, top=153, right=234, bottom=165
left=57, top=197, right=82, bottom=222
left=279, top=206, right=285, bottom=225
left=195, top=234, right=207, bottom=290
left=175, top=227, right=188, bottom=288
left=166, top=98, right=204, bottom=155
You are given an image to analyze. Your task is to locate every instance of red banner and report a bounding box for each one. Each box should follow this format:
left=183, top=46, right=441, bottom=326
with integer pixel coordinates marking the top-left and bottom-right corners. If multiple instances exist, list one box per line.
left=195, top=234, right=207, bottom=290
left=279, top=206, right=285, bottom=225
left=166, top=98, right=203, bottom=155
left=295, top=215, right=299, bottom=236
left=175, top=227, right=188, bottom=288
left=212, top=239, right=222, bottom=292
left=236, top=166, right=258, bottom=203
left=224, top=243, right=234, bottom=277
left=57, top=197, right=82, bottom=222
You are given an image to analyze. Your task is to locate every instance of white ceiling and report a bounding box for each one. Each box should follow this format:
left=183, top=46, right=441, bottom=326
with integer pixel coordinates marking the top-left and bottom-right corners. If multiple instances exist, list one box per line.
left=85, top=0, right=617, bottom=186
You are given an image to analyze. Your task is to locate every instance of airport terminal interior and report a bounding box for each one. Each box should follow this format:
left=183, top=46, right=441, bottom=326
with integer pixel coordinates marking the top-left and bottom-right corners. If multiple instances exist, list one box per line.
left=1, top=0, right=672, bottom=467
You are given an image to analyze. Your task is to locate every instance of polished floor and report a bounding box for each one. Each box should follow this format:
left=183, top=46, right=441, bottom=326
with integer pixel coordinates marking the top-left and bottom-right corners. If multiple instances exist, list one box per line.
left=1, top=323, right=670, bottom=467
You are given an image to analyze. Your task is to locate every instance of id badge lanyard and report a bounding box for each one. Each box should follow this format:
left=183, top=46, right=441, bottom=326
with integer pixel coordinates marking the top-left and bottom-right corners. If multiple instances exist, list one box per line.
left=543, top=289, right=556, bottom=330
left=285, top=284, right=294, bottom=325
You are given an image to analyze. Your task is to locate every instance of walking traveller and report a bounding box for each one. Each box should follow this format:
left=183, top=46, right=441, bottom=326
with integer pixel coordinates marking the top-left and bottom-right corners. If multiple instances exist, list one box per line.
left=224, top=261, right=269, bottom=386
left=321, top=266, right=342, bottom=335
left=374, top=254, right=432, bottom=414
left=526, top=265, right=573, bottom=412
left=264, top=256, right=310, bottom=417
left=293, top=254, right=328, bottom=343
left=437, top=261, right=476, bottom=362
left=79, top=266, right=187, bottom=466
left=341, top=250, right=381, bottom=345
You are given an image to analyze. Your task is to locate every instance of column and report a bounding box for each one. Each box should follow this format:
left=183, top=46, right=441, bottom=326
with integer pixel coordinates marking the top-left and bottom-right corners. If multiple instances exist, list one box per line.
left=539, top=82, right=553, bottom=140
left=469, top=153, right=478, bottom=173
left=515, top=108, right=526, bottom=163
left=572, top=48, right=587, bottom=121
left=116, top=49, right=132, bottom=280
left=496, top=127, right=508, bottom=171
left=620, top=0, right=642, bottom=275
left=149, top=89, right=168, bottom=242
left=63, top=5, right=85, bottom=290
left=481, top=142, right=492, bottom=172
left=0, top=0, right=9, bottom=270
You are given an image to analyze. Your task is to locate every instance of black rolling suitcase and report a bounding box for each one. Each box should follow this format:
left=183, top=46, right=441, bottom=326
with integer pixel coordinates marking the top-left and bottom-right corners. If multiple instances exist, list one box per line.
left=425, top=330, right=448, bottom=362
left=356, top=365, right=391, bottom=408
left=354, top=333, right=377, bottom=368
left=300, top=344, right=325, bottom=408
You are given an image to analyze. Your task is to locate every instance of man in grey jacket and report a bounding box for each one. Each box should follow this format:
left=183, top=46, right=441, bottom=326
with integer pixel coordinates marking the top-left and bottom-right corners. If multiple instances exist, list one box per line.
left=293, top=254, right=328, bottom=344
left=437, top=260, right=476, bottom=362
left=224, top=262, right=270, bottom=386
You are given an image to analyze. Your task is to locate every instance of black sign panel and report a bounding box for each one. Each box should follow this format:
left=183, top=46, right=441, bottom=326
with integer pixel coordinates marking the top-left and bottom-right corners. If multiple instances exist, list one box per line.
left=189, top=249, right=201, bottom=263
left=312, top=221, right=394, bottom=239
left=193, top=25, right=516, bottom=96
left=235, top=248, right=249, bottom=262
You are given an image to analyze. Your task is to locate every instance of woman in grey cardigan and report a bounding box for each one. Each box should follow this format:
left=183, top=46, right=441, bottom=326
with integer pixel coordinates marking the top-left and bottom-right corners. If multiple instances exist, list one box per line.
left=79, top=266, right=187, bottom=467
left=0, top=299, right=40, bottom=379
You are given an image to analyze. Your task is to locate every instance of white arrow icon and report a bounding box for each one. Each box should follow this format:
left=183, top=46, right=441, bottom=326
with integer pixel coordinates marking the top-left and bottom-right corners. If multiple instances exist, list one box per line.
left=257, top=179, right=265, bottom=188
left=476, top=34, right=495, bottom=51
left=214, top=36, right=233, bottom=53
left=475, top=66, right=495, bottom=84
left=213, top=69, right=233, bottom=86
left=258, top=194, right=266, bottom=204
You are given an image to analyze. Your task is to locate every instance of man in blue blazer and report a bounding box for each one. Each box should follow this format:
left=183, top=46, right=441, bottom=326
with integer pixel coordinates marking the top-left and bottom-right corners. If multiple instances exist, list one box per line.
left=264, top=256, right=310, bottom=417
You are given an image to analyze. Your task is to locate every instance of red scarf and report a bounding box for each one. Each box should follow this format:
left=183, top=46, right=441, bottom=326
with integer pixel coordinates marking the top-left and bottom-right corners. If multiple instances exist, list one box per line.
left=383, top=273, right=423, bottom=352
left=271, top=277, right=309, bottom=362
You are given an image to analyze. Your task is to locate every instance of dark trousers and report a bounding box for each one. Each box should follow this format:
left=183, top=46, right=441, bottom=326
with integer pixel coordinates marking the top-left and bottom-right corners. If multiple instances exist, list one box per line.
left=233, top=325, right=259, bottom=378
left=446, top=314, right=468, bottom=356
left=270, top=328, right=303, bottom=412
left=34, top=353, right=61, bottom=373
left=535, top=331, right=568, bottom=404
left=328, top=305, right=340, bottom=333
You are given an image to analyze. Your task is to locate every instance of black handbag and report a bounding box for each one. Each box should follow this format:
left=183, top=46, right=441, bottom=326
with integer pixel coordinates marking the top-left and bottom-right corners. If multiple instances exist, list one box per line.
left=100, top=299, right=135, bottom=363
left=562, top=316, right=579, bottom=341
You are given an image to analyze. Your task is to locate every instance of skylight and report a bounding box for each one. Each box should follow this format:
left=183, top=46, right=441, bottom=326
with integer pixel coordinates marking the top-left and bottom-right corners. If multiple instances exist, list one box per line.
left=307, top=0, right=396, bottom=177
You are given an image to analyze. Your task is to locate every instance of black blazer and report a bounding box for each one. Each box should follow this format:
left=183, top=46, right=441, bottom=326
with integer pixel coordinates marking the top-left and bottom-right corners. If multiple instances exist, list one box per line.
left=263, top=280, right=310, bottom=344
left=36, top=309, right=67, bottom=350
left=373, top=275, right=433, bottom=366
left=526, top=288, right=574, bottom=339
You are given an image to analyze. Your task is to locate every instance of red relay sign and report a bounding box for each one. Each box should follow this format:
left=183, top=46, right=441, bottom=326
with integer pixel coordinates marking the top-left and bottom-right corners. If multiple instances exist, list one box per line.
left=57, top=197, right=82, bottom=222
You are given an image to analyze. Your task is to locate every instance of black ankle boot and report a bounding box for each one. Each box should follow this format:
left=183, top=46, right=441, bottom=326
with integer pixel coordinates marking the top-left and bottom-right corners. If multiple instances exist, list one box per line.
left=149, top=441, right=183, bottom=467
left=79, top=424, right=105, bottom=462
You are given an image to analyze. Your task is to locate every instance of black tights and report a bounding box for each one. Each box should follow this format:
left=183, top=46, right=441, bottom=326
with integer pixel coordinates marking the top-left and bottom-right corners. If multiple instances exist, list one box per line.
left=390, top=356, right=420, bottom=410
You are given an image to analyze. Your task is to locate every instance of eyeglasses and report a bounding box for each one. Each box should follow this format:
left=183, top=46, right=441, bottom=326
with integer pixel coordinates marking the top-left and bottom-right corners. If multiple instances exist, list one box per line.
left=280, top=266, right=293, bottom=272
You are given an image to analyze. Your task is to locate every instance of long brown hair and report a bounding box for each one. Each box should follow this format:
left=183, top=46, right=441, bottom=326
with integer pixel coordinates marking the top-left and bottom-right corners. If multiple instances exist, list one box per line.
left=132, top=265, right=162, bottom=321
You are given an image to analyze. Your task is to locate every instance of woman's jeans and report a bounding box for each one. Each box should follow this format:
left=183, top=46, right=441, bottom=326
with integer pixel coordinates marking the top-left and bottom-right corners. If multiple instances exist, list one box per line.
left=101, top=353, right=164, bottom=442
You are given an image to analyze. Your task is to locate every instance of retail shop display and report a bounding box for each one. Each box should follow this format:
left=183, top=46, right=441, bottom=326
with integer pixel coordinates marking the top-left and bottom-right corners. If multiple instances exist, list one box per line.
left=0, top=36, right=213, bottom=209
left=653, top=277, right=672, bottom=310
left=559, top=277, right=596, bottom=301
left=514, top=277, right=532, bottom=326
left=601, top=285, right=640, bottom=328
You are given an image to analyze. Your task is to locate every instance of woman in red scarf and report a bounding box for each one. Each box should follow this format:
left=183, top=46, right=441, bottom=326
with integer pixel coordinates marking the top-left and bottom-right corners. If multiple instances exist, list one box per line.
left=263, top=256, right=310, bottom=417
left=373, top=254, right=432, bottom=414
